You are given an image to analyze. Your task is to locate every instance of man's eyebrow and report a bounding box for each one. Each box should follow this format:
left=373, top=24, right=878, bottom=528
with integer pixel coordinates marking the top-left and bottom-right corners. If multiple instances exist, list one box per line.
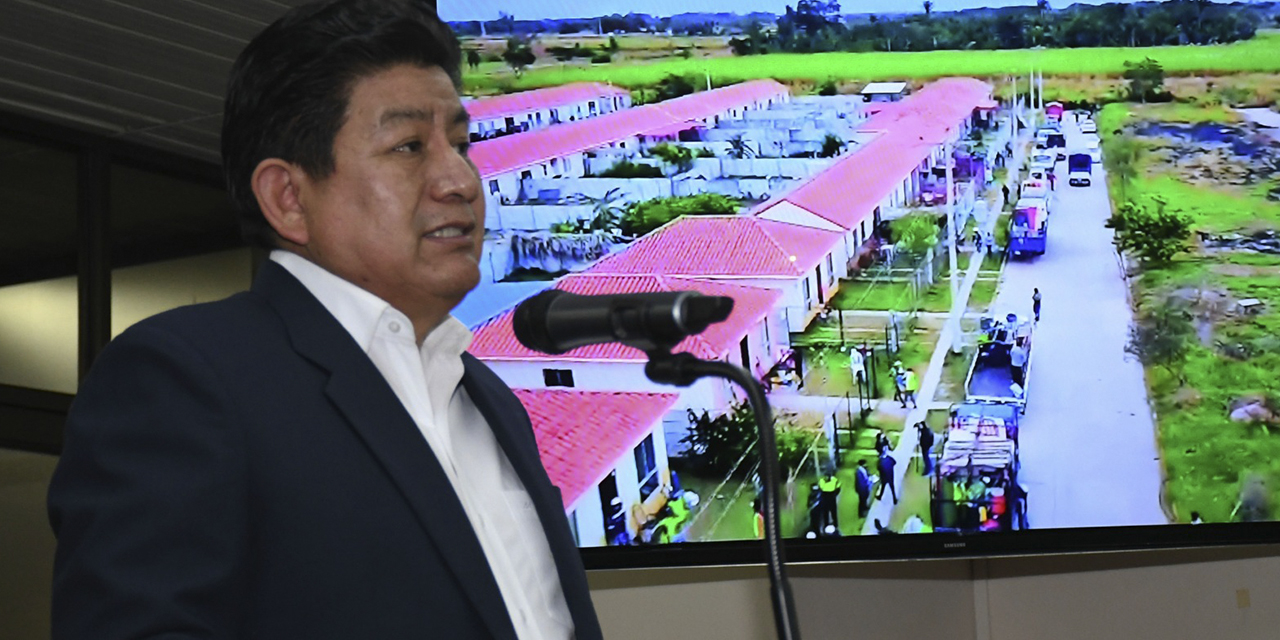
left=377, top=106, right=470, bottom=130
left=448, top=105, right=470, bottom=129
left=378, top=108, right=430, bottom=128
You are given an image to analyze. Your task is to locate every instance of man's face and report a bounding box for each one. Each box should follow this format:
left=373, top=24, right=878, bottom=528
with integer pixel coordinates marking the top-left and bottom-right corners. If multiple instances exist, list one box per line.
left=296, top=64, right=483, bottom=333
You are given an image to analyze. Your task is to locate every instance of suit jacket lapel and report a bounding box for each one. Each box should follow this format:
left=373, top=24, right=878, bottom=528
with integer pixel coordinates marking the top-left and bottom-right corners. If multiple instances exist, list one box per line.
left=462, top=355, right=601, bottom=637
left=253, top=262, right=518, bottom=640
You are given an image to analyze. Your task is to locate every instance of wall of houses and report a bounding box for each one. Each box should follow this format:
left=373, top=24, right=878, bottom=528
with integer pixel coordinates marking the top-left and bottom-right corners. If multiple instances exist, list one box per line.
left=567, top=417, right=669, bottom=547
left=470, top=94, right=632, bottom=140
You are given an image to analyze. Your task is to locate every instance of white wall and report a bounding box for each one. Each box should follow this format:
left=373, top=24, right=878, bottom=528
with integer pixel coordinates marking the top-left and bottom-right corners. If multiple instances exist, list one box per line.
left=588, top=545, right=1280, bottom=640
left=0, top=275, right=77, bottom=394
left=0, top=248, right=253, bottom=395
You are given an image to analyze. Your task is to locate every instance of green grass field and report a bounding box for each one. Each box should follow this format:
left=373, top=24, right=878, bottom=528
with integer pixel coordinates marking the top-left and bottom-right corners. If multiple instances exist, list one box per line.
left=466, top=32, right=1280, bottom=93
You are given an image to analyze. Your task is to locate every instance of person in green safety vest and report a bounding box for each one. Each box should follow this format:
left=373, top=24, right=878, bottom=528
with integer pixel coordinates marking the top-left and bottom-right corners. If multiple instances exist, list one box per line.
left=816, top=469, right=842, bottom=534
left=902, top=368, right=919, bottom=408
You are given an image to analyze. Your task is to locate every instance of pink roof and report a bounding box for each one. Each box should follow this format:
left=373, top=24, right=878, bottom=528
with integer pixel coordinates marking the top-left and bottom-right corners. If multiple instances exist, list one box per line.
left=516, top=389, right=679, bottom=510
left=652, top=79, right=788, bottom=122
left=587, top=215, right=840, bottom=278
left=465, top=82, right=629, bottom=121
left=468, top=79, right=788, bottom=178
left=754, top=78, right=993, bottom=231
left=470, top=273, right=781, bottom=362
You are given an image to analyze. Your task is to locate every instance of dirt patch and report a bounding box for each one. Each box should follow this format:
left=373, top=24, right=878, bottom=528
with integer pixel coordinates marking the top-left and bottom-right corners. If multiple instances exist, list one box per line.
left=1169, top=286, right=1236, bottom=345
left=1210, top=263, right=1278, bottom=277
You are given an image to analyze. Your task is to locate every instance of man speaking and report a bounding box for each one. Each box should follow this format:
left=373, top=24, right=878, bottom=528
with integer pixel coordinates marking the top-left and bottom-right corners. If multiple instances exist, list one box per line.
left=47, top=1, right=602, bottom=638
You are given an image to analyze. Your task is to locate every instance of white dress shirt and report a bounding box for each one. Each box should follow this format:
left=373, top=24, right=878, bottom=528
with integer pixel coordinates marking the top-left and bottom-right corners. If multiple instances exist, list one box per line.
left=272, top=251, right=573, bottom=639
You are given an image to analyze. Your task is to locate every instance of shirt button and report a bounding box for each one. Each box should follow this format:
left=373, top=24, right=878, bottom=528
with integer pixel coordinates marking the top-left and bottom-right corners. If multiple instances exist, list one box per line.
left=388, top=321, right=401, bottom=333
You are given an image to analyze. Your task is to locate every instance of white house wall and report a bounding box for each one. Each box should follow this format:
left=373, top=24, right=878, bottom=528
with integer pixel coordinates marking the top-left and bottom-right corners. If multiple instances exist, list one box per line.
left=487, top=360, right=733, bottom=411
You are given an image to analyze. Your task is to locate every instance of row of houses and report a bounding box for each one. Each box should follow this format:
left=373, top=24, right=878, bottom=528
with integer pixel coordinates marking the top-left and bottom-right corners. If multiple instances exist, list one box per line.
left=462, top=78, right=998, bottom=546
left=464, top=82, right=632, bottom=141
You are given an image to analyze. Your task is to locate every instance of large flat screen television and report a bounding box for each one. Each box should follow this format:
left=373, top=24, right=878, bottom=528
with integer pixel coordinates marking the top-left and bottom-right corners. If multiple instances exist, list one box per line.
left=440, top=0, right=1280, bottom=569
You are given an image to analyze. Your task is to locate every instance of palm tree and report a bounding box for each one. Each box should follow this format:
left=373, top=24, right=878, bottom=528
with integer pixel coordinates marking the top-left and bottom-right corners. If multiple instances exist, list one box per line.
left=923, top=1, right=933, bottom=17
left=585, top=188, right=627, bottom=233
left=727, top=135, right=757, bottom=159
left=1036, top=0, right=1050, bottom=15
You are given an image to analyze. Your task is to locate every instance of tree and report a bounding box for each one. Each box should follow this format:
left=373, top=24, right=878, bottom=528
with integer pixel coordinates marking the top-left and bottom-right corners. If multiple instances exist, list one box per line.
left=890, top=212, right=940, bottom=256
left=680, top=404, right=758, bottom=475
left=818, top=133, right=845, bottom=158
left=654, top=74, right=696, bottom=101
left=1125, top=296, right=1194, bottom=385
left=727, top=134, right=757, bottom=159
left=621, top=193, right=741, bottom=236
left=1123, top=57, right=1165, bottom=102
left=1102, top=133, right=1144, bottom=201
left=649, top=142, right=696, bottom=172
left=923, top=1, right=933, bottom=17
left=580, top=187, right=627, bottom=233
left=1105, top=196, right=1193, bottom=265
left=501, top=37, right=536, bottom=77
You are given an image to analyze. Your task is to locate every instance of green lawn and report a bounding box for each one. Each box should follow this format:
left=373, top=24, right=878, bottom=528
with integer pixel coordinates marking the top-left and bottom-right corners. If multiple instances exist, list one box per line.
left=466, top=32, right=1280, bottom=92
left=1128, top=175, right=1280, bottom=234
left=1124, top=176, right=1280, bottom=522
left=830, top=278, right=916, bottom=312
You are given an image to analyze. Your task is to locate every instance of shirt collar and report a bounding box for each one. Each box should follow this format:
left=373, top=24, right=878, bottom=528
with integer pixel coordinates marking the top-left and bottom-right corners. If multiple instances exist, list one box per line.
left=269, top=250, right=473, bottom=357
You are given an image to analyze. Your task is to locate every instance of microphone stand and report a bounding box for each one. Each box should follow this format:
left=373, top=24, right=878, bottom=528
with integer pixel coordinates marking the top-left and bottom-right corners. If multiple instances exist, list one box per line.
left=645, top=351, right=801, bottom=640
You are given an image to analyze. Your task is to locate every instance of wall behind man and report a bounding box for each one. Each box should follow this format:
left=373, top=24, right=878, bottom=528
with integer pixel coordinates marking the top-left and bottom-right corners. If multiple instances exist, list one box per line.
left=589, top=544, right=1280, bottom=640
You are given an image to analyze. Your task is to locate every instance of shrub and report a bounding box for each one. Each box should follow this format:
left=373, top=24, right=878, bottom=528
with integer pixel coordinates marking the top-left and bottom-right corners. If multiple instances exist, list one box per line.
left=649, top=143, right=696, bottom=171
left=622, top=193, right=741, bottom=236
left=596, top=160, right=664, bottom=178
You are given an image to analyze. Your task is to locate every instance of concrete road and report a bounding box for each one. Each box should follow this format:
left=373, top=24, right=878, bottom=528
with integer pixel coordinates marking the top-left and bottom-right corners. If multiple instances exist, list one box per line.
left=995, top=118, right=1168, bottom=528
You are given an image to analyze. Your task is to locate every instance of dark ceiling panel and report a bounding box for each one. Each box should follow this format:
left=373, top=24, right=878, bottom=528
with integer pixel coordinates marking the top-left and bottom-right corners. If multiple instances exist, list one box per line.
left=33, top=0, right=248, bottom=60
left=0, top=7, right=232, bottom=96
left=0, top=57, right=208, bottom=124
left=110, top=0, right=276, bottom=41
left=0, top=79, right=165, bottom=133
left=0, top=38, right=222, bottom=109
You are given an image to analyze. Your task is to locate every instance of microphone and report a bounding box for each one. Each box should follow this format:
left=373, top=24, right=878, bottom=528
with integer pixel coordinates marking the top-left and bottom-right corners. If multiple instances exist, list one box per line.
left=512, top=289, right=734, bottom=355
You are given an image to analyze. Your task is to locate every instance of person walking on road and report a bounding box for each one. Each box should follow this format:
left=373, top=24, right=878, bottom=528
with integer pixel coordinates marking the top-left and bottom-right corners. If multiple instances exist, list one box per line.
left=916, top=421, right=935, bottom=476
left=1032, top=287, right=1042, bottom=322
left=1001, top=182, right=1010, bottom=205
left=854, top=460, right=873, bottom=518
left=875, top=450, right=899, bottom=504
left=902, top=369, right=919, bottom=409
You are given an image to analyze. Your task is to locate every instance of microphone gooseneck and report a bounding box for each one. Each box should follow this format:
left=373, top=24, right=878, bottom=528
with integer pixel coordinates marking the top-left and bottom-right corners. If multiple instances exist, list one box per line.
left=512, top=289, right=801, bottom=640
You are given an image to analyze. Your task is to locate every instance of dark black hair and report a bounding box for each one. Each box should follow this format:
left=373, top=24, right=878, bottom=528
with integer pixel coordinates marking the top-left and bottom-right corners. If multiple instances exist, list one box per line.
left=221, top=0, right=462, bottom=247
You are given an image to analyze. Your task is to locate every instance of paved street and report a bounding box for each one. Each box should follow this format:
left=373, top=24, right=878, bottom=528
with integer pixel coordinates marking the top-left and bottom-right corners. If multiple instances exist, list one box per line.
left=997, top=117, right=1168, bottom=528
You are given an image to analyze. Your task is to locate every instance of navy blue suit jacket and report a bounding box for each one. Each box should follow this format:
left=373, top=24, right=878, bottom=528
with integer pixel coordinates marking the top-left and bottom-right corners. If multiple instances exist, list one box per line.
left=48, top=261, right=602, bottom=639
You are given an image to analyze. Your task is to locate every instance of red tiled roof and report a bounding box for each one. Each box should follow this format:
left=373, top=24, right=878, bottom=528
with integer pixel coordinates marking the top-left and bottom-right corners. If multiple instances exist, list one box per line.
left=516, top=389, right=679, bottom=510
left=470, top=273, right=781, bottom=361
left=587, top=216, right=840, bottom=277
left=464, top=82, right=629, bottom=120
left=753, top=77, right=992, bottom=231
left=468, top=79, right=788, bottom=178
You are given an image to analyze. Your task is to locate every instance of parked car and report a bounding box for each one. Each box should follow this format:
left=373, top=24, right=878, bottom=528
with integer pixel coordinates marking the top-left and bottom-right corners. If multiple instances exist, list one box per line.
left=1030, top=152, right=1055, bottom=172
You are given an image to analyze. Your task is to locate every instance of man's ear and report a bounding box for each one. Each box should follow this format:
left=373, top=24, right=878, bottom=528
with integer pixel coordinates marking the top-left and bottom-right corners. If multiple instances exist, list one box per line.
left=251, top=159, right=310, bottom=247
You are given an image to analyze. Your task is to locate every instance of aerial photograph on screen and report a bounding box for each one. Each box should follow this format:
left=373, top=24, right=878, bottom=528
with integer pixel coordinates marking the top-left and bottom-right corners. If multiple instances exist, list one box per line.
left=439, top=0, right=1280, bottom=547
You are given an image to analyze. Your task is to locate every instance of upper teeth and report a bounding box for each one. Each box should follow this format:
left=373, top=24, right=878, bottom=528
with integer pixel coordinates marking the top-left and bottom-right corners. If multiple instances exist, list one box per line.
left=428, top=227, right=464, bottom=238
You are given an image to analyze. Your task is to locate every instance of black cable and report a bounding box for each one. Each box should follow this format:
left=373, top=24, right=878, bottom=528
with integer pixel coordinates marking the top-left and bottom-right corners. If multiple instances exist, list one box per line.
left=646, top=353, right=801, bottom=640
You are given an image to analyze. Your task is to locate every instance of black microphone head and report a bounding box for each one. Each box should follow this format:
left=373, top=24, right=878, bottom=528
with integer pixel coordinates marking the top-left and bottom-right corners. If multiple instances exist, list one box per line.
left=512, top=289, right=567, bottom=354
left=679, top=295, right=735, bottom=336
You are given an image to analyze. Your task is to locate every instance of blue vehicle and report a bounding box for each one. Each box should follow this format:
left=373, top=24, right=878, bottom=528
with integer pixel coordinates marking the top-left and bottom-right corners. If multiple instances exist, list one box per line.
left=1068, top=153, right=1092, bottom=187
left=1008, top=197, right=1049, bottom=256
